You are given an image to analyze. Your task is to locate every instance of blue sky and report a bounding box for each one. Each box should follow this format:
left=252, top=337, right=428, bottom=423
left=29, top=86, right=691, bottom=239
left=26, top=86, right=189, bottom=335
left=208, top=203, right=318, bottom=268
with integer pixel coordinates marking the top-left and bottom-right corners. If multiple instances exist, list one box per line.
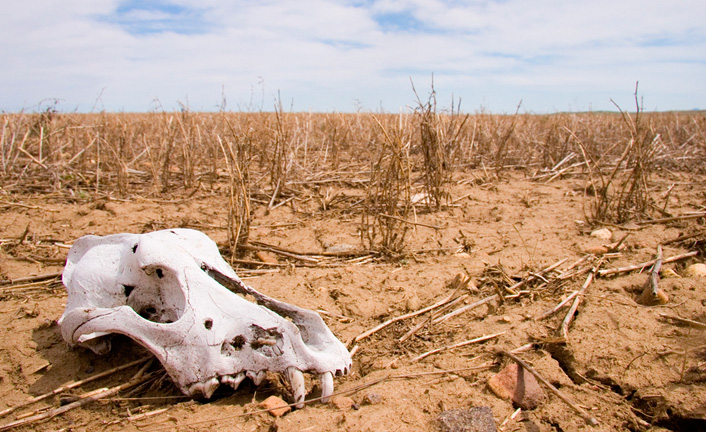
left=2, top=0, right=704, bottom=113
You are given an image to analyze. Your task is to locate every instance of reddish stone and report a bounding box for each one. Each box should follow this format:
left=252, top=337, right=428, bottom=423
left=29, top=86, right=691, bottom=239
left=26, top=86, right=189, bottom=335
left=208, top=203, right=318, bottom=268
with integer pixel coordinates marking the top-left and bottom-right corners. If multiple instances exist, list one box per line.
left=259, top=395, right=291, bottom=417
left=488, top=363, right=546, bottom=410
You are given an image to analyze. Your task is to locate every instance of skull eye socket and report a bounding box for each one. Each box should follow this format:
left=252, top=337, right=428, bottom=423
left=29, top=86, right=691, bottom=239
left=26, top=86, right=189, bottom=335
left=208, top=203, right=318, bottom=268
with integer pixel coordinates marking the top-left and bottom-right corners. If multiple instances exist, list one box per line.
left=123, top=285, right=135, bottom=297
left=156, top=268, right=164, bottom=278
left=204, top=318, right=213, bottom=330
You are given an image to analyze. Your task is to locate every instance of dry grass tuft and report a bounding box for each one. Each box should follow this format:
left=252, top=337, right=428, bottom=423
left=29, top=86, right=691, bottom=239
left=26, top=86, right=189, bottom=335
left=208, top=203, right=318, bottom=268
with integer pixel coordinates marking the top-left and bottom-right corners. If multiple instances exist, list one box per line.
left=361, top=114, right=413, bottom=256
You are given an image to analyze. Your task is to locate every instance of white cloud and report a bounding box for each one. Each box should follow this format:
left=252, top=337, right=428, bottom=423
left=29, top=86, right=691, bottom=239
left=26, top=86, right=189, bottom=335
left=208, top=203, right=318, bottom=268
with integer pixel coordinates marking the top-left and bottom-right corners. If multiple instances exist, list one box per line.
left=1, top=0, right=704, bottom=112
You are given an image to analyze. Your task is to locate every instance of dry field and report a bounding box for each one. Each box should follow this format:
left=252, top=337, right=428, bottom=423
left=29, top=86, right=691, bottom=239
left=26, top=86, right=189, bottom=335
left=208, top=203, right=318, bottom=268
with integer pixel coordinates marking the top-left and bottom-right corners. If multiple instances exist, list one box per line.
left=0, top=105, right=705, bottom=431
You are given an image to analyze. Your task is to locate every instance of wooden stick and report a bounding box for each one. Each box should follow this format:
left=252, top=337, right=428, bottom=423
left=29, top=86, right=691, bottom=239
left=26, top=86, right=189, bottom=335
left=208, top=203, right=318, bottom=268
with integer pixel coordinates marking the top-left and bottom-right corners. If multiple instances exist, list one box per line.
left=637, top=246, right=666, bottom=305
left=505, top=258, right=568, bottom=293
left=239, top=243, right=319, bottom=264
left=352, top=292, right=457, bottom=344
left=399, top=294, right=469, bottom=342
left=598, top=251, right=697, bottom=277
left=0, top=200, right=58, bottom=212
left=0, top=368, right=154, bottom=431
left=537, top=290, right=579, bottom=320
left=411, top=332, right=505, bottom=362
left=662, top=230, right=705, bottom=245
left=378, top=213, right=441, bottom=230
left=0, top=357, right=150, bottom=419
left=659, top=313, right=706, bottom=329
left=0, top=272, right=62, bottom=286
left=496, top=349, right=599, bottom=426
left=558, top=259, right=602, bottom=339
left=637, top=212, right=706, bottom=225
left=432, top=294, right=499, bottom=324
left=0, top=280, right=60, bottom=292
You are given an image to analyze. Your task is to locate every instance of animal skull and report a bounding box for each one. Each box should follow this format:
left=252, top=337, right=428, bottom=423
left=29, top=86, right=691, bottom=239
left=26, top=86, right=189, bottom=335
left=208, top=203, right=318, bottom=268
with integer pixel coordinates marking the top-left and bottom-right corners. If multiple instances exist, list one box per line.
left=58, top=229, right=351, bottom=407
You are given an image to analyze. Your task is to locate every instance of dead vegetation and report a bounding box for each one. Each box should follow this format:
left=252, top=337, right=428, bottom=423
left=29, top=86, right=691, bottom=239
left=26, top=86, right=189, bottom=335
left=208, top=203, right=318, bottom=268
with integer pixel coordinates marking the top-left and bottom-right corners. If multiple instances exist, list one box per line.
left=1, top=101, right=706, bottom=431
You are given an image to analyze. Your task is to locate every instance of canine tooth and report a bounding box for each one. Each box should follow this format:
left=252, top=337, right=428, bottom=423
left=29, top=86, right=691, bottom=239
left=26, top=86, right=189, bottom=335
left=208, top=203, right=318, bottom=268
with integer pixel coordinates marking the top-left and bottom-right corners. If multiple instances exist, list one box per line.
left=188, top=377, right=220, bottom=399
left=221, top=372, right=246, bottom=390
left=286, top=366, right=306, bottom=409
left=246, top=370, right=266, bottom=385
left=320, top=371, right=334, bottom=403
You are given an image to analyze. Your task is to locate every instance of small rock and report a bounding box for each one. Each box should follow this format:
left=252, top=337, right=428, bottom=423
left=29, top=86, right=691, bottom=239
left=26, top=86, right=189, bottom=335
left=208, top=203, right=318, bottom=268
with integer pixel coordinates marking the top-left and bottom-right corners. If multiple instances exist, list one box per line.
left=685, top=263, right=706, bottom=278
left=259, top=395, right=291, bottom=417
left=255, top=251, right=279, bottom=264
left=488, top=363, right=546, bottom=410
left=590, top=228, right=612, bottom=240
left=584, top=245, right=609, bottom=255
left=331, top=395, right=355, bottom=410
left=406, top=294, right=421, bottom=311
left=364, top=391, right=383, bottom=405
left=436, top=407, right=496, bottom=432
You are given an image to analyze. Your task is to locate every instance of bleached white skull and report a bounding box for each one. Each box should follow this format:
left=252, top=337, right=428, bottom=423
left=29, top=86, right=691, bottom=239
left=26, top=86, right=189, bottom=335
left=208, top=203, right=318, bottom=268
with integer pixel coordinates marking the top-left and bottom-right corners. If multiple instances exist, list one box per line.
left=58, top=228, right=351, bottom=407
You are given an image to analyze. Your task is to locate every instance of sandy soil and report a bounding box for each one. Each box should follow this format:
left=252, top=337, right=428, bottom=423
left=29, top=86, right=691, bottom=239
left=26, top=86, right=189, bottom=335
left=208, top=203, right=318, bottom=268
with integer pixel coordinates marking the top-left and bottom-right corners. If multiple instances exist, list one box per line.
left=0, top=170, right=704, bottom=432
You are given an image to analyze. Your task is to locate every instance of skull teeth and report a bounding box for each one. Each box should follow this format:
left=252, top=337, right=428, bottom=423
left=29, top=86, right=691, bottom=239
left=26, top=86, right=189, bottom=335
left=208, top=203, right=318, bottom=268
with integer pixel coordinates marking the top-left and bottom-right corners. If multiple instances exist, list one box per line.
left=286, top=366, right=306, bottom=409
left=221, top=372, right=246, bottom=390
left=188, top=376, right=220, bottom=399
left=319, top=371, right=334, bottom=403
left=246, top=370, right=267, bottom=386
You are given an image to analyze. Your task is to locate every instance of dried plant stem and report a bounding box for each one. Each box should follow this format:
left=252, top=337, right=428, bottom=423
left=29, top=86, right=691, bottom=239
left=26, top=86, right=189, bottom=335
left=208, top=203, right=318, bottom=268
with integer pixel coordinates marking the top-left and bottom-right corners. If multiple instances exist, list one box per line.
left=0, top=357, right=150, bottom=419
left=598, top=251, right=697, bottom=277
left=538, top=290, right=580, bottom=320
left=352, top=292, right=456, bottom=344
left=0, top=366, right=154, bottom=431
left=636, top=245, right=665, bottom=305
left=495, top=349, right=599, bottom=426
left=378, top=213, right=441, bottom=230
left=433, top=294, right=499, bottom=325
left=558, top=270, right=595, bottom=339
left=399, top=294, right=469, bottom=342
left=0, top=272, right=62, bottom=286
left=637, top=212, right=706, bottom=225
left=411, top=332, right=505, bottom=362
left=659, top=313, right=706, bottom=329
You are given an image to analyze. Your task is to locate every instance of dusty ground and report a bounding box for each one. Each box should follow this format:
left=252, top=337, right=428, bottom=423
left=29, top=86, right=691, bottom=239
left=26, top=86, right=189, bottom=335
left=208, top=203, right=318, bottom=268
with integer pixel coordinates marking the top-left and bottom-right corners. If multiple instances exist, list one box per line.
left=0, top=170, right=705, bottom=432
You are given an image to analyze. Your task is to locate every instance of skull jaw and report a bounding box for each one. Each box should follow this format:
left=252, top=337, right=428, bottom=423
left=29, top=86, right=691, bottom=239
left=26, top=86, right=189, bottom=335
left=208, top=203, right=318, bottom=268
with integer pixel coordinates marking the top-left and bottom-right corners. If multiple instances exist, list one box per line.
left=63, top=304, right=351, bottom=400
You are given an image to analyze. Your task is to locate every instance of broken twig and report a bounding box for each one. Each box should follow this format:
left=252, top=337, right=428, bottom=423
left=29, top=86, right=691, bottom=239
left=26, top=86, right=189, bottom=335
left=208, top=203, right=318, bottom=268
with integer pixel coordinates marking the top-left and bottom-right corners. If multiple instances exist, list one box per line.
left=636, top=245, right=668, bottom=305
left=411, top=332, right=505, bottom=362
left=598, top=251, right=697, bottom=277
left=659, top=313, right=706, bottom=329
left=352, top=292, right=457, bottom=344
left=0, top=357, right=151, bottom=418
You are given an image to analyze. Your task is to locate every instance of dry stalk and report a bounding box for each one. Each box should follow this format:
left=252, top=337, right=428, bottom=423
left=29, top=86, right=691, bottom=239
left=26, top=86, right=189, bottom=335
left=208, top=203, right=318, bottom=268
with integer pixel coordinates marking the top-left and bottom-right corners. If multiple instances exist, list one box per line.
left=572, top=83, right=659, bottom=223
left=217, top=117, right=252, bottom=258
left=361, top=114, right=413, bottom=255
left=411, top=331, right=505, bottom=362
left=412, top=79, right=451, bottom=209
